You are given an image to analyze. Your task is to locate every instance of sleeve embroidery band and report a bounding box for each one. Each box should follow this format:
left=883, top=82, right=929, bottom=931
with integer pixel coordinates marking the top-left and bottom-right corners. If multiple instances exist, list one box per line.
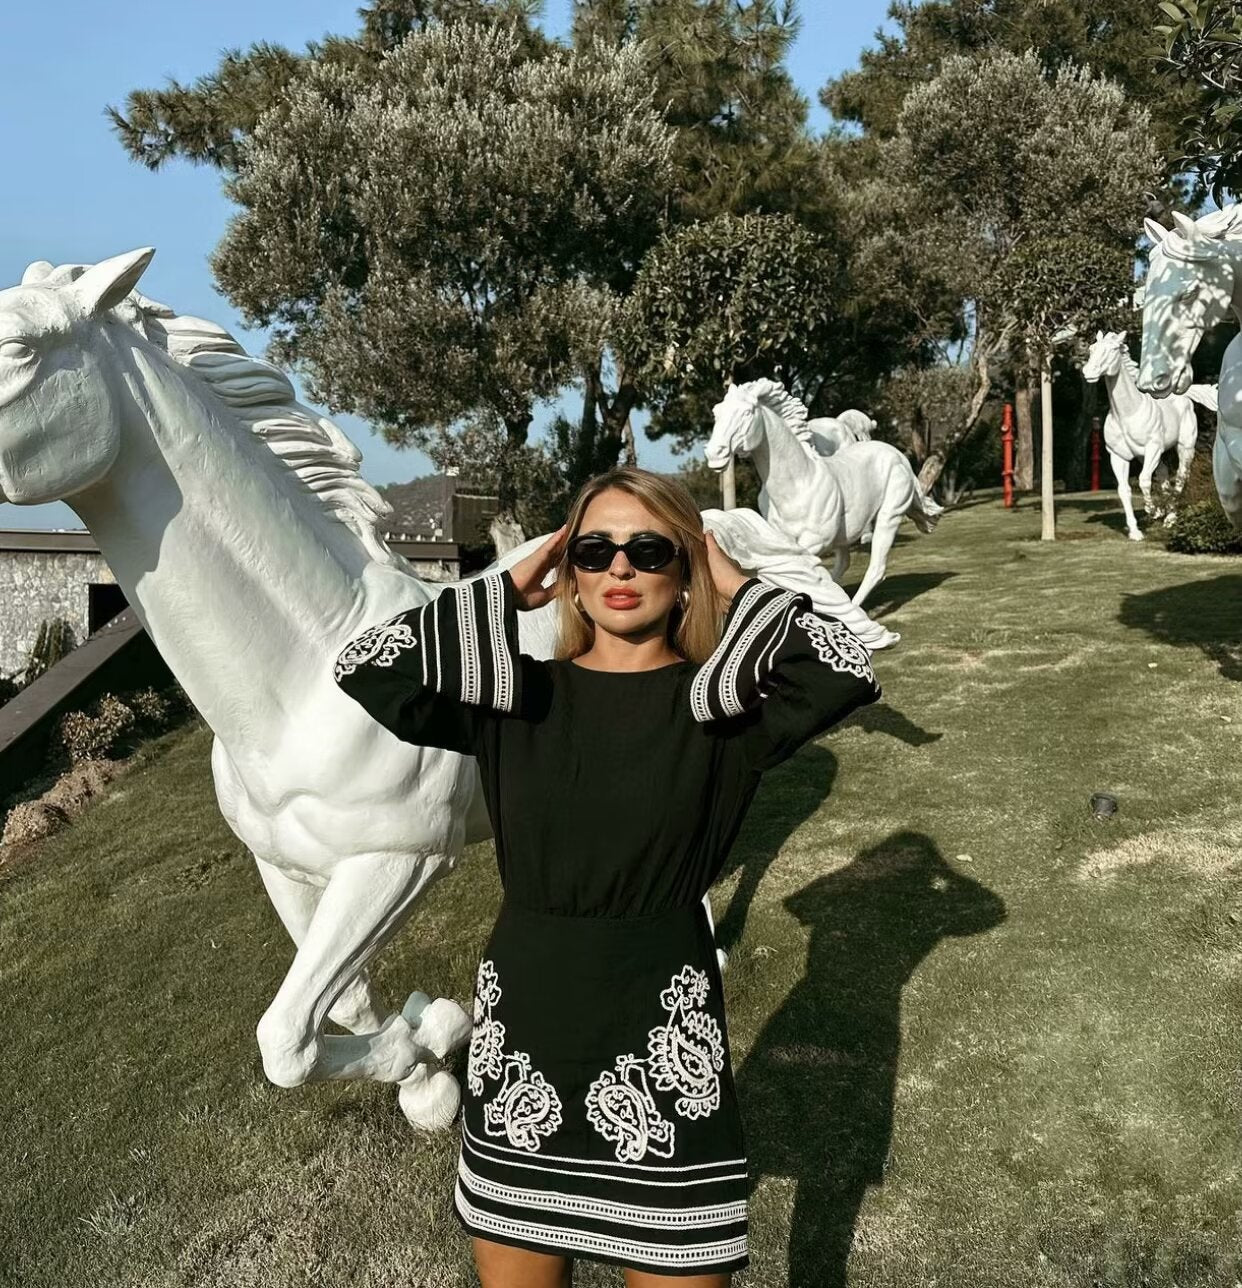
left=689, top=579, right=878, bottom=724
left=333, top=569, right=521, bottom=715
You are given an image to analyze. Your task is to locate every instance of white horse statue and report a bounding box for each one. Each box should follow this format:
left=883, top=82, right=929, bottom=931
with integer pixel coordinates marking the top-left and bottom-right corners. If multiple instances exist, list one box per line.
left=1082, top=330, right=1217, bottom=541
left=1140, top=207, right=1242, bottom=530
left=0, top=250, right=899, bottom=1130
left=706, top=379, right=942, bottom=608
left=808, top=408, right=876, bottom=458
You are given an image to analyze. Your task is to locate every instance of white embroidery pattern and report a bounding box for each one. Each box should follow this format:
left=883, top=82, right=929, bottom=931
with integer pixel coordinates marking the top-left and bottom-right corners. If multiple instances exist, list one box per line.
left=484, top=1052, right=565, bottom=1152
left=794, top=612, right=875, bottom=683
left=585, top=1055, right=677, bottom=1163
left=467, top=959, right=562, bottom=1152
left=647, top=968, right=724, bottom=1120
left=333, top=614, right=417, bottom=680
left=586, top=966, right=724, bottom=1161
left=467, top=960, right=506, bottom=1096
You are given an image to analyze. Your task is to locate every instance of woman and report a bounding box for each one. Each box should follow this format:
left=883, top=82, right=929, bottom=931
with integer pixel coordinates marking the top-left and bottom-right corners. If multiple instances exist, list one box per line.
left=333, top=467, right=881, bottom=1286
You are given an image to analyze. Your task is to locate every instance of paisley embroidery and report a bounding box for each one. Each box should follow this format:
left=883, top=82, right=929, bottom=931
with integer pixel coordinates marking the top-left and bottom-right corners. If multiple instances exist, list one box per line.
left=647, top=967, right=724, bottom=1120
left=333, top=615, right=417, bottom=680
left=585, top=1055, right=676, bottom=1163
left=467, top=960, right=506, bottom=1097
left=793, top=612, right=875, bottom=683
left=484, top=1052, right=565, bottom=1152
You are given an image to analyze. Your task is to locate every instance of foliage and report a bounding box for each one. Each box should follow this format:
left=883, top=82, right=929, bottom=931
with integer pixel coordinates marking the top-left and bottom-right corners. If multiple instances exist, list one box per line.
left=55, top=687, right=184, bottom=765
left=676, top=455, right=762, bottom=512
left=824, top=0, right=1202, bottom=200
left=1165, top=497, right=1242, bottom=553
left=621, top=213, right=843, bottom=449
left=107, top=1, right=544, bottom=172
left=1156, top=0, right=1242, bottom=202
left=207, top=22, right=673, bottom=516
left=860, top=50, right=1156, bottom=487
left=878, top=365, right=976, bottom=462
left=572, top=0, right=820, bottom=224
left=0, top=673, right=19, bottom=708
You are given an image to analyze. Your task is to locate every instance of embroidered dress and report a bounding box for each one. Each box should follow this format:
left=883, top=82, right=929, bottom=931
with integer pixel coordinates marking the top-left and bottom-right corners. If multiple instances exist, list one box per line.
left=334, top=571, right=881, bottom=1276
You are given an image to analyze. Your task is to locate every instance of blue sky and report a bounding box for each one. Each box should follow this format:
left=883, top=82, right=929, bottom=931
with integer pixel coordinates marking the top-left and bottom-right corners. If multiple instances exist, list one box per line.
left=0, top=0, right=893, bottom=530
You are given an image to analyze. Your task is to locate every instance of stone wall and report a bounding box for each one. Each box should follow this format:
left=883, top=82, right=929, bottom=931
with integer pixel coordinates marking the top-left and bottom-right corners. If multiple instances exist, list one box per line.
left=0, top=551, right=116, bottom=679
left=0, top=547, right=461, bottom=682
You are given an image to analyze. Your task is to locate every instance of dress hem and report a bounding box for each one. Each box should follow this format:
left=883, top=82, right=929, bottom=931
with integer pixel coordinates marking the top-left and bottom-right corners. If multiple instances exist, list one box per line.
left=453, top=1200, right=750, bottom=1277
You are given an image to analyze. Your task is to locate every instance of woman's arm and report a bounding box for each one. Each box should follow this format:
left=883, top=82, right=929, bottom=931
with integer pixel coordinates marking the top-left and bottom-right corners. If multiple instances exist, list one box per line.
left=332, top=527, right=567, bottom=755
left=693, top=536, right=881, bottom=771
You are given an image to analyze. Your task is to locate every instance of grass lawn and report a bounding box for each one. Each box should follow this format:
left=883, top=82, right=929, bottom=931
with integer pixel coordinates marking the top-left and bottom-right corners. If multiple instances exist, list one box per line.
left=2, top=492, right=1240, bottom=1288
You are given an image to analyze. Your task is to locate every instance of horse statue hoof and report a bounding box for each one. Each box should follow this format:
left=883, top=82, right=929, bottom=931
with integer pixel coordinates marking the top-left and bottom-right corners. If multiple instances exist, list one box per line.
left=716, top=947, right=729, bottom=974
left=398, top=1063, right=462, bottom=1130
left=403, top=992, right=473, bottom=1060
left=1127, top=529, right=1144, bottom=542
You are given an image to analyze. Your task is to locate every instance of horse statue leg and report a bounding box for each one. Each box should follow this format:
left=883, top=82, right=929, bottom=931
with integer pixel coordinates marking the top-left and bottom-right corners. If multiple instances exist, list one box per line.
left=831, top=547, right=851, bottom=583
left=254, top=857, right=389, bottom=1033
left=850, top=512, right=902, bottom=608
left=1108, top=450, right=1143, bottom=541
left=1136, top=442, right=1165, bottom=521
left=254, top=850, right=472, bottom=1130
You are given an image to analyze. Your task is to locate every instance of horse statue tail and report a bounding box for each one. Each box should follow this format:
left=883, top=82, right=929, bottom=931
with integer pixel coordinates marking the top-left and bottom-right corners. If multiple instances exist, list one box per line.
left=909, top=485, right=944, bottom=533
left=1188, top=384, right=1220, bottom=412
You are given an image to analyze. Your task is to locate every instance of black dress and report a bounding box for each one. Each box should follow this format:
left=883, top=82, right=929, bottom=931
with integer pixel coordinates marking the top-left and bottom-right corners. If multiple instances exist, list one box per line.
left=333, top=570, right=881, bottom=1277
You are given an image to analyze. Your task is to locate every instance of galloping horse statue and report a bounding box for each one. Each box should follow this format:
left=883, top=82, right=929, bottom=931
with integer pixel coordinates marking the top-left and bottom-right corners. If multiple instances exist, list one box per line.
left=706, top=379, right=941, bottom=609
left=808, top=408, right=876, bottom=458
left=0, top=251, right=897, bottom=1130
left=1082, top=330, right=1217, bottom=541
left=1139, top=207, right=1242, bottom=531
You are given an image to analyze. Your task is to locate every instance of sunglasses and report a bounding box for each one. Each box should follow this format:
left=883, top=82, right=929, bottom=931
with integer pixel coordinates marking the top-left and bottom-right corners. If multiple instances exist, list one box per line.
left=567, top=532, right=682, bottom=573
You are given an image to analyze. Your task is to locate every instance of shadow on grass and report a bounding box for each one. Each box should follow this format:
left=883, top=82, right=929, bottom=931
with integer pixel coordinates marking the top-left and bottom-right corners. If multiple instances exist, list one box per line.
left=736, top=832, right=1006, bottom=1288
left=1118, top=575, right=1242, bottom=682
left=715, top=745, right=837, bottom=958
left=854, top=571, right=956, bottom=617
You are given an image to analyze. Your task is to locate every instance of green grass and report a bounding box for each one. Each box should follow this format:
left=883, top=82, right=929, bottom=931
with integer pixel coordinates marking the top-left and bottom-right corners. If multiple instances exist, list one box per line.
left=3, top=492, right=1241, bottom=1288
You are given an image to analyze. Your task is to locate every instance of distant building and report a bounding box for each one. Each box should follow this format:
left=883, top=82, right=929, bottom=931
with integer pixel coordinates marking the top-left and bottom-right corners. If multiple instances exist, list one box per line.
left=0, top=475, right=499, bottom=680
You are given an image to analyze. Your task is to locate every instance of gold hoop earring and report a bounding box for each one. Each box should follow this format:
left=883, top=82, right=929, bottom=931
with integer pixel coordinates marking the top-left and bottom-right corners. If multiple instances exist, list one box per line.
left=678, top=587, right=691, bottom=611
left=573, top=590, right=587, bottom=616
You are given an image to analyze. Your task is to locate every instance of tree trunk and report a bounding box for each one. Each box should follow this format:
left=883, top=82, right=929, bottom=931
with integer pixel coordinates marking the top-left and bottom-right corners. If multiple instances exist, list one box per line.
left=1014, top=360, right=1035, bottom=491
left=721, top=457, right=737, bottom=510
left=1040, top=354, right=1056, bottom=541
left=917, top=327, right=1008, bottom=493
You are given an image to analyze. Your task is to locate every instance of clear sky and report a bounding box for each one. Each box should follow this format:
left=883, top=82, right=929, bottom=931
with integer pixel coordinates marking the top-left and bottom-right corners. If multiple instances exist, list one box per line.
left=0, top=0, right=893, bottom=530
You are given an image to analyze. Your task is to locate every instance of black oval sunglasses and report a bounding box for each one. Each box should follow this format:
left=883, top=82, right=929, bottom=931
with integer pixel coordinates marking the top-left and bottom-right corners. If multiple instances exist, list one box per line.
left=567, top=532, right=682, bottom=573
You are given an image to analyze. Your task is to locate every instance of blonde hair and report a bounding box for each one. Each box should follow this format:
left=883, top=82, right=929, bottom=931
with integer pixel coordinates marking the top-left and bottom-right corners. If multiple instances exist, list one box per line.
left=554, top=467, right=723, bottom=665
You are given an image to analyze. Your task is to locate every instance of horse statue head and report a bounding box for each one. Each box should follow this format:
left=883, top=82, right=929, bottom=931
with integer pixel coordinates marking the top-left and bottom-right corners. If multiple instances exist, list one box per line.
left=705, top=379, right=815, bottom=471
left=1082, top=330, right=1131, bottom=384
left=1139, top=208, right=1242, bottom=398
left=0, top=249, right=157, bottom=505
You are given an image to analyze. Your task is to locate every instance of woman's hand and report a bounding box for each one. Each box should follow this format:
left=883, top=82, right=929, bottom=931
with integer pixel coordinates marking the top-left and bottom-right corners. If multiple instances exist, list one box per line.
left=508, top=525, right=569, bottom=611
left=704, top=530, right=750, bottom=606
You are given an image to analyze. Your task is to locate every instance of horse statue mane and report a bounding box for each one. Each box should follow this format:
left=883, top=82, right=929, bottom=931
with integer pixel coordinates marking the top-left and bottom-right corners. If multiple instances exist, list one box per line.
left=1097, top=331, right=1142, bottom=383
left=20, top=258, right=402, bottom=568
left=748, top=378, right=816, bottom=448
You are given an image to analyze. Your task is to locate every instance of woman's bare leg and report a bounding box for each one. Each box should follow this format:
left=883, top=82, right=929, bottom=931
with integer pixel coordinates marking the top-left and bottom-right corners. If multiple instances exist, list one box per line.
left=473, top=1237, right=573, bottom=1287
left=623, top=1270, right=730, bottom=1288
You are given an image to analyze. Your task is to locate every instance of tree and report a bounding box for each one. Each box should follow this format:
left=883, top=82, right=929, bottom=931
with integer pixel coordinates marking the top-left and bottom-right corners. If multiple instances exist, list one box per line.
left=115, top=18, right=674, bottom=527
left=859, top=51, right=1156, bottom=493
left=1157, top=0, right=1242, bottom=202
left=824, top=0, right=1201, bottom=192
left=620, top=213, right=844, bottom=451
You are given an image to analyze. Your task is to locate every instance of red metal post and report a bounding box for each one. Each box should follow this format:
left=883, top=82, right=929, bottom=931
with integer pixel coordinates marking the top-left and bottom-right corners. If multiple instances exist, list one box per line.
left=1090, top=416, right=1102, bottom=492
left=1002, top=403, right=1016, bottom=509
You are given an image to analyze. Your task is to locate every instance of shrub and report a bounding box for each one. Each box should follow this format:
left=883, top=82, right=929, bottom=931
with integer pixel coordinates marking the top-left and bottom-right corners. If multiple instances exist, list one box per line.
left=58, top=694, right=136, bottom=763
left=1165, top=499, right=1242, bottom=554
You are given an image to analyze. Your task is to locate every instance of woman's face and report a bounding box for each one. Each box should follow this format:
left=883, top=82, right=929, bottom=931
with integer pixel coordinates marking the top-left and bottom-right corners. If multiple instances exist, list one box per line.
left=572, top=488, right=683, bottom=638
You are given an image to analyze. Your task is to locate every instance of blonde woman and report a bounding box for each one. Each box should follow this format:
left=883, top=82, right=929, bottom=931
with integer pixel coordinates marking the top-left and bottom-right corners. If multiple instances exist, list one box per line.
left=334, top=467, right=881, bottom=1287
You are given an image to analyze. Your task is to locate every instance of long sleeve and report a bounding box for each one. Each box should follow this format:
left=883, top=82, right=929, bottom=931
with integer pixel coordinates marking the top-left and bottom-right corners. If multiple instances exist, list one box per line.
left=332, top=568, right=523, bottom=756
left=690, top=577, right=881, bottom=772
